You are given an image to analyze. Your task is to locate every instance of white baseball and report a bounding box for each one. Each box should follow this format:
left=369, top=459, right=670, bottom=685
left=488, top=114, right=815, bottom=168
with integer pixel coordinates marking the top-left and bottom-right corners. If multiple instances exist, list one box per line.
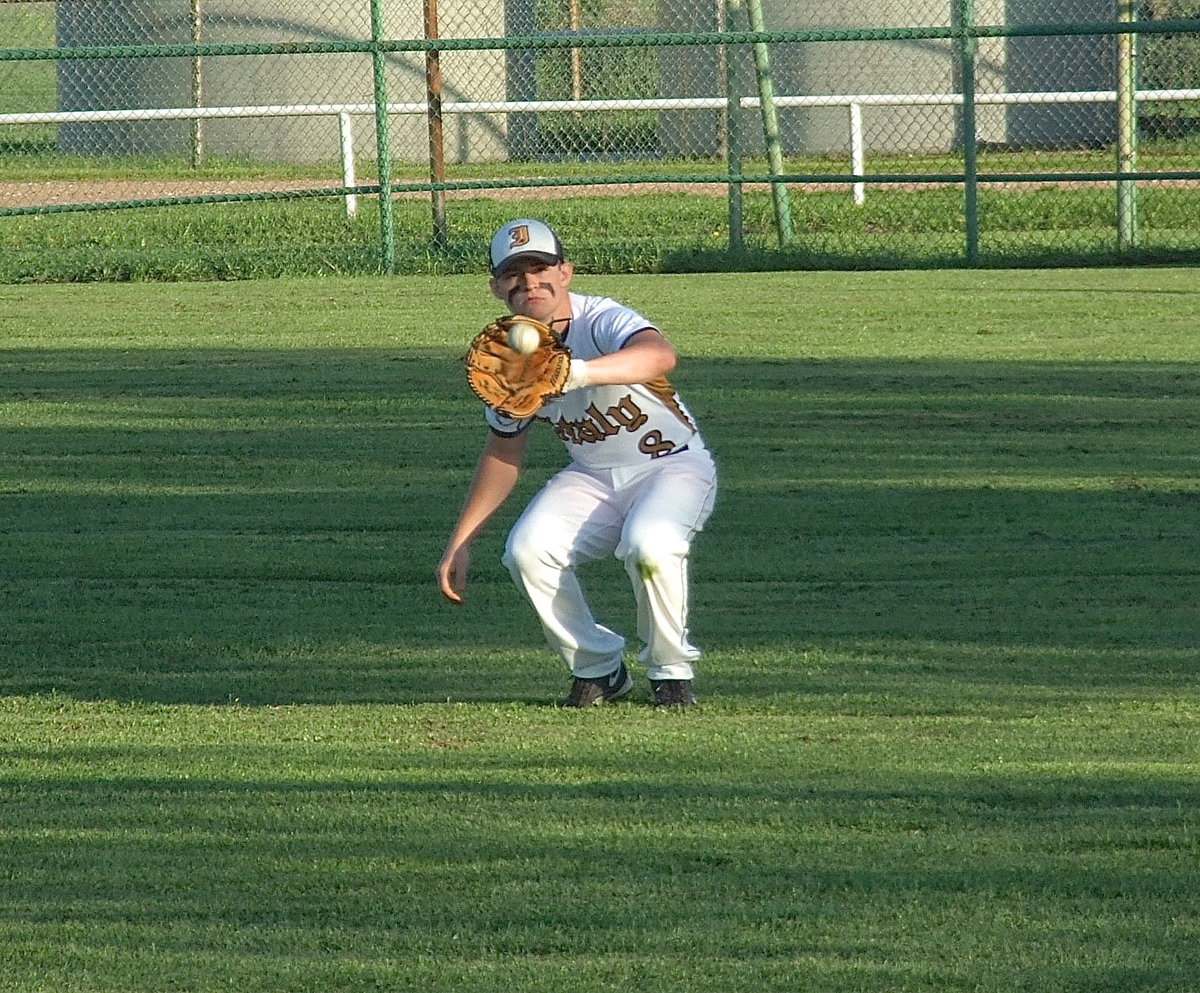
left=507, top=320, right=540, bottom=355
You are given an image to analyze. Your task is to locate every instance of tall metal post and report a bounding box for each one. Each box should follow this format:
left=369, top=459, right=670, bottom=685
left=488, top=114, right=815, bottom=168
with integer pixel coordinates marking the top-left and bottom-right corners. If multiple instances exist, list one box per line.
left=370, top=0, right=396, bottom=273
left=189, top=0, right=204, bottom=168
left=723, top=5, right=744, bottom=252
left=424, top=0, right=449, bottom=250
left=957, top=0, right=979, bottom=264
left=731, top=0, right=792, bottom=246
left=1117, top=0, right=1140, bottom=251
left=569, top=0, right=584, bottom=107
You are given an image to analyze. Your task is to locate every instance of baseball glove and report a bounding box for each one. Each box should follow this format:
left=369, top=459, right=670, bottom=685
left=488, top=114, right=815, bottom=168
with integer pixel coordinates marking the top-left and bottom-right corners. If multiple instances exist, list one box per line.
left=464, top=315, right=572, bottom=419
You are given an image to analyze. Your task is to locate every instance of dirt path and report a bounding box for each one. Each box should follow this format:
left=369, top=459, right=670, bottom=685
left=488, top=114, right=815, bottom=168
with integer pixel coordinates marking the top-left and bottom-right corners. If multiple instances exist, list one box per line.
left=6, top=175, right=1173, bottom=209
left=0, top=177, right=845, bottom=209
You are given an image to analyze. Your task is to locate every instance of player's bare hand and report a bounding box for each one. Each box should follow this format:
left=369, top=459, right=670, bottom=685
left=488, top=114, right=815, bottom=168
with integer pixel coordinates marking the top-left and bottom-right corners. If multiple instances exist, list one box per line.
left=436, top=546, right=470, bottom=605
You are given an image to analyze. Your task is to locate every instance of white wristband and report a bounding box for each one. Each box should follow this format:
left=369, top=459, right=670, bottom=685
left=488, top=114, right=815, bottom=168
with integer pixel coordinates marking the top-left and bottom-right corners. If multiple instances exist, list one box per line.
left=563, top=358, right=593, bottom=393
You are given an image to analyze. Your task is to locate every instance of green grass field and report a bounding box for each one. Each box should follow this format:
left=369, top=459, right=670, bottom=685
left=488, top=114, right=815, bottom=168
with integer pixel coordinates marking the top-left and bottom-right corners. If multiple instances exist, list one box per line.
left=4, top=184, right=1200, bottom=282
left=5, top=0, right=1200, bottom=279
left=2, top=268, right=1199, bottom=992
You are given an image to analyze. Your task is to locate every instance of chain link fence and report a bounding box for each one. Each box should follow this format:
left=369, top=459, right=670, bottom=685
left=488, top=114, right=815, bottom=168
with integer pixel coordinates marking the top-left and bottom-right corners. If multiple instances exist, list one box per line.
left=1, top=0, right=1199, bottom=278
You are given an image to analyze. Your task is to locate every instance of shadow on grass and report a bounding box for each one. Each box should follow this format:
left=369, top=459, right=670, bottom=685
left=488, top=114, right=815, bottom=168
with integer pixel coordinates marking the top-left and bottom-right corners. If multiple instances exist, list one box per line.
left=0, top=754, right=1196, bottom=989
left=1, top=348, right=1197, bottom=705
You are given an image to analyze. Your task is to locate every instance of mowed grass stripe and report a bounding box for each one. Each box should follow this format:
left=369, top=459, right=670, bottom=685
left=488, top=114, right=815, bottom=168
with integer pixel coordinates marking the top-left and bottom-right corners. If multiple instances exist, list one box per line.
left=0, top=268, right=1197, bottom=992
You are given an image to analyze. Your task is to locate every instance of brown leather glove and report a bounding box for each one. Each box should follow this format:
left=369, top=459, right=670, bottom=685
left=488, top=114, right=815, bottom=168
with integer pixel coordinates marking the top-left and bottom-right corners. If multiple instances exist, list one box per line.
left=464, top=315, right=572, bottom=419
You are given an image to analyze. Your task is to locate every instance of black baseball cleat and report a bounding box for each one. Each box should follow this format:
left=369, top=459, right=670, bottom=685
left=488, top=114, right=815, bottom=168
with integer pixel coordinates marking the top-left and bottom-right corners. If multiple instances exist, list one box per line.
left=563, top=662, right=634, bottom=707
left=651, top=679, right=697, bottom=709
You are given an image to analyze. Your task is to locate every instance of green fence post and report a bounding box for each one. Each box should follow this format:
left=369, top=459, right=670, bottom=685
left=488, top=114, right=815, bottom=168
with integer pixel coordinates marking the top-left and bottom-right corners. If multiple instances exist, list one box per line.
left=1117, top=0, right=1140, bottom=252
left=957, top=0, right=979, bottom=264
left=724, top=25, right=744, bottom=252
left=729, top=0, right=792, bottom=247
left=748, top=0, right=792, bottom=246
left=370, top=0, right=396, bottom=274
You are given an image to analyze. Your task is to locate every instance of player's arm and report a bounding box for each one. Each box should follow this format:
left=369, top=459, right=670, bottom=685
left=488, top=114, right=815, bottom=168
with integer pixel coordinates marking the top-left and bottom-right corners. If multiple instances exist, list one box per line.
left=564, top=328, right=677, bottom=391
left=436, top=429, right=529, bottom=605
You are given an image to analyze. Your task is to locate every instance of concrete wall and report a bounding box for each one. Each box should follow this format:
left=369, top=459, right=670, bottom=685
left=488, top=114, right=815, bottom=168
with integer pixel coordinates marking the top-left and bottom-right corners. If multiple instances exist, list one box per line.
left=57, top=0, right=508, bottom=164
left=55, top=0, right=1122, bottom=162
left=660, top=0, right=1009, bottom=157
left=658, top=0, right=1121, bottom=157
left=1005, top=0, right=1115, bottom=147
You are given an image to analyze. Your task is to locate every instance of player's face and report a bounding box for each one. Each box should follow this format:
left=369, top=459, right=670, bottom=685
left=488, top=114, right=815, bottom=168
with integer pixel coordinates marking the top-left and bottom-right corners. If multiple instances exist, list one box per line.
left=490, top=258, right=574, bottom=323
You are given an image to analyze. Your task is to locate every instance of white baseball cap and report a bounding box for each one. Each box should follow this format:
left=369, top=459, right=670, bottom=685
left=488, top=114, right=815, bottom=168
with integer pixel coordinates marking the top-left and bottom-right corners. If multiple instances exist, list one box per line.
left=489, top=218, right=565, bottom=276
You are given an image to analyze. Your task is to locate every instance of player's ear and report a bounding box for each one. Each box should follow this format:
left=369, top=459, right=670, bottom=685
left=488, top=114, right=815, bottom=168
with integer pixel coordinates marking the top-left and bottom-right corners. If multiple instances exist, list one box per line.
left=558, top=261, right=575, bottom=286
left=489, top=276, right=505, bottom=301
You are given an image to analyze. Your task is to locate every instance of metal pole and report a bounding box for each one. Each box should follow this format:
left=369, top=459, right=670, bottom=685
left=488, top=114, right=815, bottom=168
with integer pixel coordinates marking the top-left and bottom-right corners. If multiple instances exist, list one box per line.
left=716, top=0, right=729, bottom=160
left=569, top=0, right=584, bottom=108
left=370, top=0, right=396, bottom=273
left=190, top=0, right=204, bottom=168
left=733, top=0, right=792, bottom=246
left=849, top=102, right=865, bottom=205
left=957, top=0, right=979, bottom=264
left=724, top=12, right=744, bottom=252
left=1117, top=0, right=1140, bottom=251
left=424, top=0, right=448, bottom=250
left=339, top=112, right=358, bottom=220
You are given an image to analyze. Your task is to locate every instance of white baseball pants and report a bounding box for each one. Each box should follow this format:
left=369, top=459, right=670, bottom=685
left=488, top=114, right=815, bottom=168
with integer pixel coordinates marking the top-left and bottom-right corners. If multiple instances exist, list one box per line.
left=503, top=447, right=717, bottom=681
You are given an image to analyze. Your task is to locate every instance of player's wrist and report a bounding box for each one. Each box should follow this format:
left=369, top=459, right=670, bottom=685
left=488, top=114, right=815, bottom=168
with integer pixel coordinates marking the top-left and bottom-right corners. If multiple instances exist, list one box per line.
left=563, top=358, right=593, bottom=393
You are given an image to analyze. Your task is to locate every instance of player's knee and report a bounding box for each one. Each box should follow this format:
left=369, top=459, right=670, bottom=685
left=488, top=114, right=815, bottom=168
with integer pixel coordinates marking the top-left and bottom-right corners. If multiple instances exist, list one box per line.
left=504, top=525, right=567, bottom=577
left=618, top=527, right=687, bottom=576
left=502, top=528, right=536, bottom=575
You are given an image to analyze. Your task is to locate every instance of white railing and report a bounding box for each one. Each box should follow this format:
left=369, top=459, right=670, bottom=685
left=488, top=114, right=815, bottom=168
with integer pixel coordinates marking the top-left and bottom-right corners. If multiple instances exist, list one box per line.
left=4, top=87, right=1199, bottom=214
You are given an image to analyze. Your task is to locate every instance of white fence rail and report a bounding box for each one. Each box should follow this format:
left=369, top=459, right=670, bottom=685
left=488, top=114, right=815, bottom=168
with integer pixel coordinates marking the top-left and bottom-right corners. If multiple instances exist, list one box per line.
left=5, top=87, right=1199, bottom=214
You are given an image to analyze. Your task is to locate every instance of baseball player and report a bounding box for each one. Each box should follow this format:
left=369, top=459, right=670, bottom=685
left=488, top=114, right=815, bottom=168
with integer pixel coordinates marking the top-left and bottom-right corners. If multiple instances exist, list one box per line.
left=436, top=218, right=718, bottom=707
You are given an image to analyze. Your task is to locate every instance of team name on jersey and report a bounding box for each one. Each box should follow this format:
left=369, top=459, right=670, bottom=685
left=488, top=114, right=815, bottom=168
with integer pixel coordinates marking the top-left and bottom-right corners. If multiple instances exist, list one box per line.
left=545, top=395, right=680, bottom=459
left=548, top=396, right=646, bottom=444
